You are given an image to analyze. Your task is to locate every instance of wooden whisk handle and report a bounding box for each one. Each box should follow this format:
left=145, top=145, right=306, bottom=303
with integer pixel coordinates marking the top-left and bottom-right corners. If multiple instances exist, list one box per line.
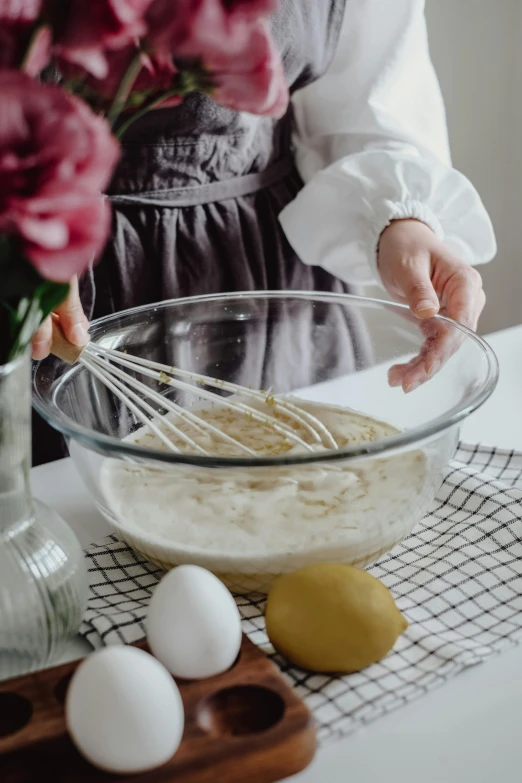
left=50, top=315, right=89, bottom=365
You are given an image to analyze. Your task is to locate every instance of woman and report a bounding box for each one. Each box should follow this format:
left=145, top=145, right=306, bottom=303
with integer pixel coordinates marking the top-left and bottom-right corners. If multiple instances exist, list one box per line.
left=32, top=0, right=495, bottom=464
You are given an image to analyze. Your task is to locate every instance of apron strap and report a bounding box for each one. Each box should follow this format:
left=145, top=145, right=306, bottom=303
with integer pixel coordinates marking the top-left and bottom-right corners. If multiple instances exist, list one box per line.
left=109, top=157, right=294, bottom=208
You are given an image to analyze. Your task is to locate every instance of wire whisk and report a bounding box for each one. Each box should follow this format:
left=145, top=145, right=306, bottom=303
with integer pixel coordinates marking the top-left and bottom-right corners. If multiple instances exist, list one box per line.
left=51, top=318, right=339, bottom=457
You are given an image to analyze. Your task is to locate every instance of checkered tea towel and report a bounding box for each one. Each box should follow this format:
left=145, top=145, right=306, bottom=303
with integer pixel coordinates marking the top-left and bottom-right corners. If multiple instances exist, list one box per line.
left=81, top=443, right=522, bottom=744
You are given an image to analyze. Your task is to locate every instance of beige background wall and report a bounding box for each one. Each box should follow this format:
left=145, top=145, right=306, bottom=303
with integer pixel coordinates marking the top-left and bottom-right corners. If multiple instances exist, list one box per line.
left=425, top=0, right=522, bottom=334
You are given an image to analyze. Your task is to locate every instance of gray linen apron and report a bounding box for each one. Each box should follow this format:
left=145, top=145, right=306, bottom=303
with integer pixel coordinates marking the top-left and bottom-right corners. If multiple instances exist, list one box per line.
left=33, top=0, right=372, bottom=464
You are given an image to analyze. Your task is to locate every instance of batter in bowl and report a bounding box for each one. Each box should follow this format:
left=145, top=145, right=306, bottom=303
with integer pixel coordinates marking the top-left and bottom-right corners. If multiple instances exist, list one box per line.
left=101, top=400, right=428, bottom=557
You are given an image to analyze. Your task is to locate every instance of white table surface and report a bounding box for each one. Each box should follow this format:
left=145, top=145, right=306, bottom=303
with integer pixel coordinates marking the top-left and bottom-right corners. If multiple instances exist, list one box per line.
left=30, top=325, right=522, bottom=783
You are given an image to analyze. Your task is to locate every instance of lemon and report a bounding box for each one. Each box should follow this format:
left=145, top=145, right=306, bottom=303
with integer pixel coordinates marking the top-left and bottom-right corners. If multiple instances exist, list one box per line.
left=265, top=563, right=407, bottom=673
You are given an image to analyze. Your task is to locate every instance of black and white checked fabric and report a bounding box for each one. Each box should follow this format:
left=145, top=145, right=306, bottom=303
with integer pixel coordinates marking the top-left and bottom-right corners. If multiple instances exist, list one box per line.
left=81, top=444, right=522, bottom=744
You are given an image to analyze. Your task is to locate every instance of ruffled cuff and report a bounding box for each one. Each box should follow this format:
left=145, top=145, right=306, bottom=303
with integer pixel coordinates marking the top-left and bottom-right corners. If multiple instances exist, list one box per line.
left=279, top=151, right=496, bottom=288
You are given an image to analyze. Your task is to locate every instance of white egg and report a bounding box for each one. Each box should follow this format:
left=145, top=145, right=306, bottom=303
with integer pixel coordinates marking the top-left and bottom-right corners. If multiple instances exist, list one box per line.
left=66, top=646, right=184, bottom=774
left=147, top=564, right=242, bottom=679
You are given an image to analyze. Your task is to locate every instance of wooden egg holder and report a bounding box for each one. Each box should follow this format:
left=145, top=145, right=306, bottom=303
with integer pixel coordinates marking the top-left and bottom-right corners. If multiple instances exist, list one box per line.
left=0, top=636, right=316, bottom=783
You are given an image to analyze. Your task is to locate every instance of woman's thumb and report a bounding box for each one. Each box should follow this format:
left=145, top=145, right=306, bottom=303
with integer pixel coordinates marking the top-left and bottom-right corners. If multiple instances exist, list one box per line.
left=399, top=257, right=440, bottom=319
left=54, top=277, right=89, bottom=347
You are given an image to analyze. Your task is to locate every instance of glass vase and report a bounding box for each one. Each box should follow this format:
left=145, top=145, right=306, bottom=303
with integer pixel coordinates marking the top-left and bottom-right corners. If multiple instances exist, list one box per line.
left=0, top=351, right=88, bottom=681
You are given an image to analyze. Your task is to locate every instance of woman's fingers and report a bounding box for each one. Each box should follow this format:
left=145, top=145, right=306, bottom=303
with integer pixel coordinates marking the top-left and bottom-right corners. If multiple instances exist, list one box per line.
left=31, top=277, right=89, bottom=361
left=442, top=266, right=485, bottom=330
left=378, top=221, right=441, bottom=319
left=388, top=319, right=462, bottom=392
left=378, top=220, right=486, bottom=394
left=387, top=259, right=484, bottom=393
left=31, top=316, right=53, bottom=360
left=394, top=253, right=440, bottom=320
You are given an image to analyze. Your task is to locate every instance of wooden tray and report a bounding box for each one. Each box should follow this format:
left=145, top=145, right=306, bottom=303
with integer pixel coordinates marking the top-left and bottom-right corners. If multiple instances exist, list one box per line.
left=0, top=636, right=316, bottom=783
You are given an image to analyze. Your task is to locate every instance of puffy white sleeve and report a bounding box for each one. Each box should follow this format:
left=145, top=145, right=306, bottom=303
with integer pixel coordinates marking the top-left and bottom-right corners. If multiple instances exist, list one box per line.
left=278, top=0, right=496, bottom=286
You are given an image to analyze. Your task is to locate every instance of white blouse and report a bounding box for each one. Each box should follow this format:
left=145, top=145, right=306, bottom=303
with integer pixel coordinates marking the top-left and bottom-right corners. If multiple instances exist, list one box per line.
left=279, top=0, right=497, bottom=286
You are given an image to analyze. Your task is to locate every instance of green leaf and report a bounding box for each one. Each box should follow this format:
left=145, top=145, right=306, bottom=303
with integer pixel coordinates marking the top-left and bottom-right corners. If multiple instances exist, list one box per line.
left=0, top=237, right=70, bottom=363
left=37, top=280, right=70, bottom=322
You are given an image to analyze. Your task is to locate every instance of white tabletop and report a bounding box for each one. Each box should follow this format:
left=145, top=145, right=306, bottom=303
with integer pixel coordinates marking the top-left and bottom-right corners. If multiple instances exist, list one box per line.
left=30, top=325, right=522, bottom=783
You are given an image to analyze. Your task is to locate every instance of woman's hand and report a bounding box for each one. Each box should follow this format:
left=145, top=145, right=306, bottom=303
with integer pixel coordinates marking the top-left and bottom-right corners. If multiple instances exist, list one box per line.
left=31, top=277, right=89, bottom=360
left=378, top=219, right=486, bottom=392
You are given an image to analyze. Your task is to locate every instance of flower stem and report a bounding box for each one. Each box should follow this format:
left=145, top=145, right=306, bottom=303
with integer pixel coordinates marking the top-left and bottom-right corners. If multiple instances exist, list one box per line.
left=20, top=23, right=47, bottom=75
left=107, top=51, right=144, bottom=129
left=115, top=90, right=183, bottom=140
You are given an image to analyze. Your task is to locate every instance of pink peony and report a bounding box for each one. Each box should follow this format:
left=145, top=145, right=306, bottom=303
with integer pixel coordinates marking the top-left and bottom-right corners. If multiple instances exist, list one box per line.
left=54, top=0, right=154, bottom=78
left=0, top=0, right=50, bottom=75
left=208, top=19, right=288, bottom=117
left=146, top=0, right=276, bottom=57
left=60, top=44, right=182, bottom=109
left=146, top=0, right=288, bottom=117
left=0, top=0, right=41, bottom=21
left=0, top=71, right=120, bottom=282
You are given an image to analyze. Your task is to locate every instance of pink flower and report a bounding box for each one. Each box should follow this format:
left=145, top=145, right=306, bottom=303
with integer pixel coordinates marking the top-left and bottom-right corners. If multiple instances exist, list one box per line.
left=54, top=0, right=154, bottom=78
left=146, top=0, right=276, bottom=57
left=209, top=20, right=288, bottom=117
left=61, top=44, right=182, bottom=109
left=146, top=0, right=288, bottom=117
left=0, top=71, right=120, bottom=282
left=0, top=0, right=41, bottom=21
left=0, top=0, right=50, bottom=74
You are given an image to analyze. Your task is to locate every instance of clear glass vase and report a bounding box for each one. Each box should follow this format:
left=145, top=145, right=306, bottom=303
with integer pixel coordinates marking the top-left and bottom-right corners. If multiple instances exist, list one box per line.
left=0, top=351, right=88, bottom=681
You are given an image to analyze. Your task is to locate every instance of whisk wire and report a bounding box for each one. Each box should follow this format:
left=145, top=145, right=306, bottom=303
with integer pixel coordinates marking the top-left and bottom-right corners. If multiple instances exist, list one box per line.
left=81, top=357, right=183, bottom=455
left=85, top=346, right=316, bottom=452
left=50, top=319, right=339, bottom=457
left=88, top=344, right=338, bottom=449
left=86, top=352, right=257, bottom=457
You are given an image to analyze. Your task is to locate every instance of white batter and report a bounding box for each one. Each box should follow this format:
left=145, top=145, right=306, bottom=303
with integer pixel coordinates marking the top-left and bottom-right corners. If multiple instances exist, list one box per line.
left=101, top=398, right=428, bottom=557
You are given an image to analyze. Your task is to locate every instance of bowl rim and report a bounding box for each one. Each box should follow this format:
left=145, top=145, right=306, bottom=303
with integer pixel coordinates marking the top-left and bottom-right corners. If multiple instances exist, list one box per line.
left=32, top=290, right=499, bottom=467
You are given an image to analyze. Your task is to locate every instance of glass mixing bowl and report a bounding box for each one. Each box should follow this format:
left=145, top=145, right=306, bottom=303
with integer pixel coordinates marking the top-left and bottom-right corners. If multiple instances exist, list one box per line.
left=33, top=292, right=498, bottom=593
